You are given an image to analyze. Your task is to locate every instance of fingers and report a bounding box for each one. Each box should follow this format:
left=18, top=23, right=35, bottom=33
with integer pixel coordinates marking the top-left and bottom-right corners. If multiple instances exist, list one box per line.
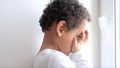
left=72, top=37, right=78, bottom=52
left=71, top=37, right=82, bottom=53
left=84, top=30, right=89, bottom=43
left=71, top=30, right=89, bottom=53
left=80, top=30, right=89, bottom=44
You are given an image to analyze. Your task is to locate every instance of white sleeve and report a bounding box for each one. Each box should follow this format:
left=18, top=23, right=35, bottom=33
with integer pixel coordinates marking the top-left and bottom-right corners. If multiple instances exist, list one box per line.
left=70, top=51, right=88, bottom=68
left=48, top=52, right=76, bottom=68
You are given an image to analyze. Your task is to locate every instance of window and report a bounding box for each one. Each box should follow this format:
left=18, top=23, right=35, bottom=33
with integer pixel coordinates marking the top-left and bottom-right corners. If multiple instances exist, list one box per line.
left=115, top=0, right=120, bottom=67
left=99, top=0, right=115, bottom=67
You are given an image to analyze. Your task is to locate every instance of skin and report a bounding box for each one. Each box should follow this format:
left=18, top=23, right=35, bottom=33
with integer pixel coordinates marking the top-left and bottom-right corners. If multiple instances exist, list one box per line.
left=40, top=19, right=89, bottom=56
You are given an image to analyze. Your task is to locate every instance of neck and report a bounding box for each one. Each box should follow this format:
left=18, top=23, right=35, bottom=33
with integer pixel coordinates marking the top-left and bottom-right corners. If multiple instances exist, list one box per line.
left=39, top=32, right=59, bottom=52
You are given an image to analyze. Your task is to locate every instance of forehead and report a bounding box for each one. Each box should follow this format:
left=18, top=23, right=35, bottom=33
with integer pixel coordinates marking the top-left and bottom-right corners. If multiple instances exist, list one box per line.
left=68, top=19, right=88, bottom=33
left=77, top=19, right=88, bottom=30
left=76, top=20, right=88, bottom=33
left=65, top=19, right=89, bottom=34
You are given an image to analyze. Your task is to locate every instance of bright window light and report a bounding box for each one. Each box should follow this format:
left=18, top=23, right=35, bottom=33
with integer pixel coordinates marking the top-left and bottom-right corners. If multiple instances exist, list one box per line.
left=115, top=0, right=120, bottom=67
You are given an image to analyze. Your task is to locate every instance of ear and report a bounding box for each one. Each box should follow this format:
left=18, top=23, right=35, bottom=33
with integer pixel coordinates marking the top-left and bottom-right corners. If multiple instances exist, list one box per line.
left=56, top=20, right=66, bottom=37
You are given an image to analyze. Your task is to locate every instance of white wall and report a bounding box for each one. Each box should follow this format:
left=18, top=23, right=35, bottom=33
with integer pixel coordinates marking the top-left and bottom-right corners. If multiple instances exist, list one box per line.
left=0, top=0, right=48, bottom=67
left=0, top=0, right=100, bottom=68
left=90, top=0, right=100, bottom=67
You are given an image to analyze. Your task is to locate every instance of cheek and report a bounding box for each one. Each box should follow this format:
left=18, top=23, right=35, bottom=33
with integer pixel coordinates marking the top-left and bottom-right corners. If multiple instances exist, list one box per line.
left=59, top=31, right=76, bottom=54
left=62, top=34, right=74, bottom=48
left=65, top=37, right=73, bottom=46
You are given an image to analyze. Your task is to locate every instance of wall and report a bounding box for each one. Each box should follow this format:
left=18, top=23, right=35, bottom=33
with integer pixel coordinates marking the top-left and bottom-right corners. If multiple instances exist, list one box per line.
left=0, top=0, right=48, bottom=67
left=90, top=0, right=100, bottom=67
left=0, top=0, right=100, bottom=68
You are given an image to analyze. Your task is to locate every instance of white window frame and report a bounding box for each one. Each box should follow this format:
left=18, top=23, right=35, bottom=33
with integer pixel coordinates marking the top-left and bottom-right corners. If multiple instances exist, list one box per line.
left=115, top=0, right=120, bottom=67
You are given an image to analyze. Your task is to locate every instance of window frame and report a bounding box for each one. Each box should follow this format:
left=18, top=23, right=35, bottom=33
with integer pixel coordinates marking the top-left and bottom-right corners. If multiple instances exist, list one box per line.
left=115, top=0, right=120, bottom=67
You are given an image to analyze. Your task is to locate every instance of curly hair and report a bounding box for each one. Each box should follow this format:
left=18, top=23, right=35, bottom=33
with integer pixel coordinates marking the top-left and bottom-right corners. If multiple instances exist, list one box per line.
left=39, top=0, right=91, bottom=32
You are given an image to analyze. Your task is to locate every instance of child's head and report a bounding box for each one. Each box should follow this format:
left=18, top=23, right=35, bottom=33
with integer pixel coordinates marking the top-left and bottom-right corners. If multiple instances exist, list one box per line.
left=39, top=0, right=91, bottom=55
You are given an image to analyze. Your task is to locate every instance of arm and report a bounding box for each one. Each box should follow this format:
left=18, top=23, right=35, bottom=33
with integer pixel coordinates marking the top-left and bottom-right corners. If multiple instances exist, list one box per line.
left=70, top=30, right=89, bottom=68
left=70, top=51, right=88, bottom=68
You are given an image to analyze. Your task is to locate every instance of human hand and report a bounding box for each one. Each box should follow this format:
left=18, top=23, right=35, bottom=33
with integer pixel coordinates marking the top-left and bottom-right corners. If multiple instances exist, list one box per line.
left=71, top=31, right=89, bottom=53
left=71, top=37, right=80, bottom=53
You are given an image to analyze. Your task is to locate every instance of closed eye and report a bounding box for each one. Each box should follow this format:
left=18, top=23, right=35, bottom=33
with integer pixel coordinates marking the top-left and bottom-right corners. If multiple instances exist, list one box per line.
left=77, top=35, right=82, bottom=41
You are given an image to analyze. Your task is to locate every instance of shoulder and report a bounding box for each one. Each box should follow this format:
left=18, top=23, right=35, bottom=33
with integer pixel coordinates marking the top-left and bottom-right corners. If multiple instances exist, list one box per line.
left=48, top=51, right=75, bottom=68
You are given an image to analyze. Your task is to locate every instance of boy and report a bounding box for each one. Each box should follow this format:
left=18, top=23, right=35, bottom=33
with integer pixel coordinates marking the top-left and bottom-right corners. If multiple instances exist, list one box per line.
left=33, top=0, right=90, bottom=68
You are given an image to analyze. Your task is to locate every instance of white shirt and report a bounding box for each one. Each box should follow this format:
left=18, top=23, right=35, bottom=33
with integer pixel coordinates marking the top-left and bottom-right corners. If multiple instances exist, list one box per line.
left=33, top=49, right=88, bottom=68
